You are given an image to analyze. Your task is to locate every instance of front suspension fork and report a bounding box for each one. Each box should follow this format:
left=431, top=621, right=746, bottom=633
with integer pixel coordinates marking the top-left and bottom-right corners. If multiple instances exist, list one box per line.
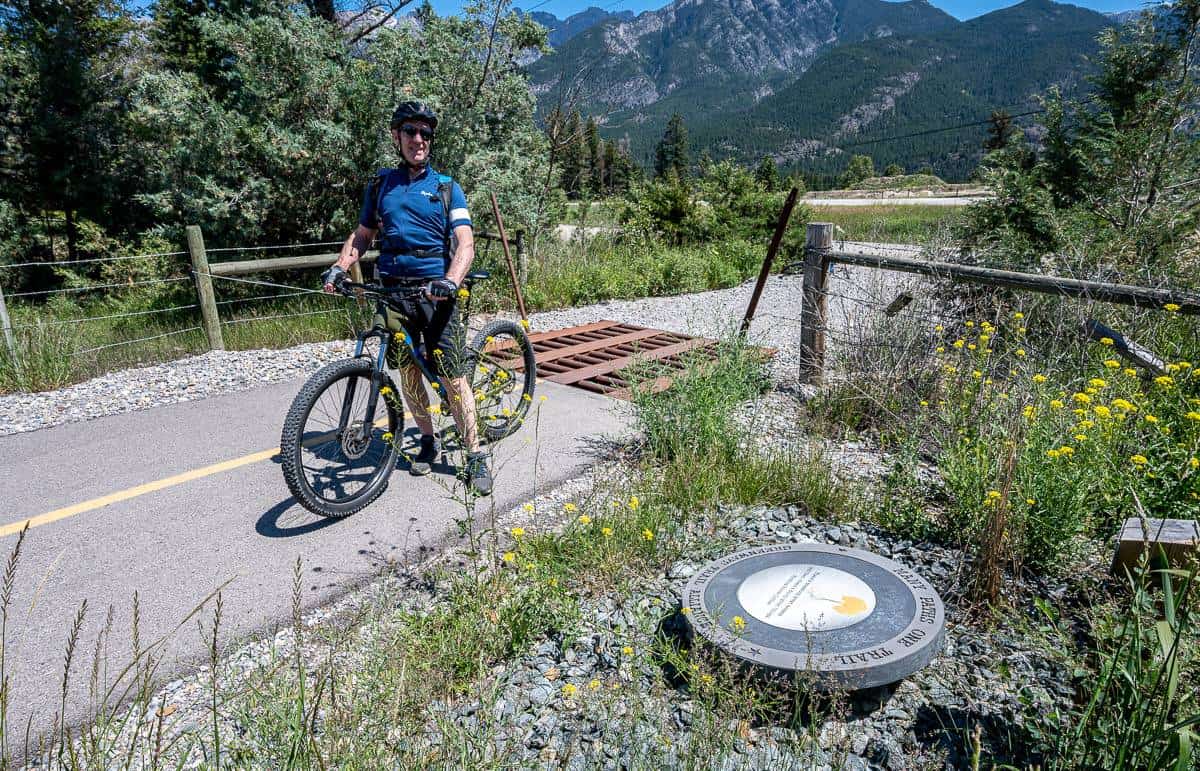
left=339, top=330, right=390, bottom=440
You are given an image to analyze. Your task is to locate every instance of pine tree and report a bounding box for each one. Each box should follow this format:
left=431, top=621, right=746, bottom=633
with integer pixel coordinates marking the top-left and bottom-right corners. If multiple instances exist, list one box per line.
left=840, top=154, right=875, bottom=187
left=558, top=110, right=586, bottom=198
left=884, top=163, right=904, bottom=176
left=3, top=0, right=131, bottom=259
left=754, top=156, right=779, bottom=191
left=983, top=110, right=1015, bottom=151
left=654, top=113, right=689, bottom=180
left=584, top=116, right=602, bottom=196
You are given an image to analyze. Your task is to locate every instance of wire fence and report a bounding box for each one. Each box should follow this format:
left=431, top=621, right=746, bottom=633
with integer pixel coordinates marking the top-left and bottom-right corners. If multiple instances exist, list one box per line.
left=8, top=276, right=192, bottom=298
left=0, top=250, right=188, bottom=270
left=72, top=326, right=205, bottom=357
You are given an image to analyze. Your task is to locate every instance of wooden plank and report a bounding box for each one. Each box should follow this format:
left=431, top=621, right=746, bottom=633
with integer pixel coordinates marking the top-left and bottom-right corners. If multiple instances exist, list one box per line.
left=210, top=251, right=379, bottom=276
left=1112, top=518, right=1199, bottom=576
left=545, top=338, right=714, bottom=385
left=1082, top=320, right=1166, bottom=375
left=830, top=249, right=1200, bottom=313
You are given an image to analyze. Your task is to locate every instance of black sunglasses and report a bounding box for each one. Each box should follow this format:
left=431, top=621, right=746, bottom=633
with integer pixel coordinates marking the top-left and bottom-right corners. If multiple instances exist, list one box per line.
left=400, top=124, right=433, bottom=140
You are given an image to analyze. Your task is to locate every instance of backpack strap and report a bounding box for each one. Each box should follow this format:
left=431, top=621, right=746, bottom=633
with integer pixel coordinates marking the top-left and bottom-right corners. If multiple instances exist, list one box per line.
left=366, top=168, right=391, bottom=230
left=436, top=173, right=454, bottom=269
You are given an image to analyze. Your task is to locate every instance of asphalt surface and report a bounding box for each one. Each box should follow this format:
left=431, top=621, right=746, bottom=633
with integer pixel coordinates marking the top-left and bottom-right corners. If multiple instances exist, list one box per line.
left=0, top=375, right=634, bottom=743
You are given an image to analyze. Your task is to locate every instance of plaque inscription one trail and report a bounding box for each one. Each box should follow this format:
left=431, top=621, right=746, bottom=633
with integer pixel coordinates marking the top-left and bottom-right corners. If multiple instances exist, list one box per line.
left=681, top=544, right=945, bottom=690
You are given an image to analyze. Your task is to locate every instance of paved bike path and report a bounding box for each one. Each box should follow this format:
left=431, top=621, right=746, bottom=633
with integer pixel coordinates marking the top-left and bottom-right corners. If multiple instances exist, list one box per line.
left=0, top=376, right=634, bottom=743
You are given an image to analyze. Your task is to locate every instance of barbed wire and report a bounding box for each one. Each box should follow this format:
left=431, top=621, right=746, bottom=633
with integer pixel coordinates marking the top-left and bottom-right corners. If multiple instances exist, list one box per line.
left=215, top=290, right=311, bottom=306
left=9, top=303, right=200, bottom=330
left=0, top=250, right=188, bottom=270
left=206, top=241, right=345, bottom=254
left=202, top=273, right=333, bottom=296
left=220, top=308, right=348, bottom=326
left=72, top=326, right=203, bottom=357
left=8, top=276, right=191, bottom=298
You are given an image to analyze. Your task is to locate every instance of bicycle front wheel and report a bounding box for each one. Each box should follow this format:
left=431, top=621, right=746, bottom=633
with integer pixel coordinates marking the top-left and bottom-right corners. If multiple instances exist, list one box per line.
left=469, top=320, right=536, bottom=442
left=280, top=358, right=402, bottom=517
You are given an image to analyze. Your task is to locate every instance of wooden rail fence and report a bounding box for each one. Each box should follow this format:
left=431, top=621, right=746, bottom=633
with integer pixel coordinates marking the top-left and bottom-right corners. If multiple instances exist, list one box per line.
left=796, top=222, right=1200, bottom=384
left=186, top=224, right=524, bottom=351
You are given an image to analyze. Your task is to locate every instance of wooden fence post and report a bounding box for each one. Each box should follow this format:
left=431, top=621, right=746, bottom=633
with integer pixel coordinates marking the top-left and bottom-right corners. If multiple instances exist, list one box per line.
left=0, top=283, right=17, bottom=367
left=489, top=192, right=528, bottom=320
left=742, top=186, right=800, bottom=335
left=515, top=229, right=527, bottom=287
left=187, top=225, right=225, bottom=351
left=798, top=222, right=833, bottom=385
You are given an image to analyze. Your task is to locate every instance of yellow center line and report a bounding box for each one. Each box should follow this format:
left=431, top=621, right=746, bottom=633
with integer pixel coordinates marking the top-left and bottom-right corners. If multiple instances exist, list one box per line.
left=1, top=414, right=407, bottom=538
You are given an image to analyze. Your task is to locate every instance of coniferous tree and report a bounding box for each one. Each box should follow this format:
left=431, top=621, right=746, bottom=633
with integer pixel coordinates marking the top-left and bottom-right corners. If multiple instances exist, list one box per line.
left=984, top=110, right=1015, bottom=151
left=884, top=163, right=904, bottom=176
left=654, top=112, right=689, bottom=180
left=840, top=154, right=875, bottom=187
left=558, top=109, right=586, bottom=198
left=584, top=116, right=602, bottom=196
left=2, top=0, right=131, bottom=259
left=754, top=156, right=779, bottom=191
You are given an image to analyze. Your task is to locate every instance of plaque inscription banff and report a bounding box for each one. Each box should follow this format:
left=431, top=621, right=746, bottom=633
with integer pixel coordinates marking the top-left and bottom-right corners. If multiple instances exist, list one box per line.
left=681, top=544, right=945, bottom=689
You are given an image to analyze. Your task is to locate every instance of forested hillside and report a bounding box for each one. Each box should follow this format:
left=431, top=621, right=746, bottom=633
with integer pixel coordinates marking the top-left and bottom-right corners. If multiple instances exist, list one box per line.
left=712, top=0, right=1113, bottom=179
left=528, top=0, right=1113, bottom=180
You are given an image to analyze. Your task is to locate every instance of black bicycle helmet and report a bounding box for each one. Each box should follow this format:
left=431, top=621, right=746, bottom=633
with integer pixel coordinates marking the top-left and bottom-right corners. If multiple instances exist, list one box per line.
left=390, top=101, right=438, bottom=130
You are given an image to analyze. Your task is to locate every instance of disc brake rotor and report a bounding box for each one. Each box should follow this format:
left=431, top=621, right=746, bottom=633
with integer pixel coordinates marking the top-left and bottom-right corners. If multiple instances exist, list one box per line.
left=340, top=420, right=372, bottom=460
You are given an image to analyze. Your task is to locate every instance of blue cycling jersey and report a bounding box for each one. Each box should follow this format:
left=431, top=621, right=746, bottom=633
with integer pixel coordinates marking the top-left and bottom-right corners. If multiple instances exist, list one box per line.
left=358, top=165, right=472, bottom=279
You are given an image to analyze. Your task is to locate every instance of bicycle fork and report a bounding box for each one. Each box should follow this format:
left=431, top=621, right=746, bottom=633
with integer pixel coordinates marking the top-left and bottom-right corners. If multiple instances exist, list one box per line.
left=338, top=331, right=391, bottom=444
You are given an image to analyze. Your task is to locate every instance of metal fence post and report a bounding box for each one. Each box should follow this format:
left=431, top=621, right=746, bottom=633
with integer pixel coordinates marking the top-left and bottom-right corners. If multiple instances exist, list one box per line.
left=0, top=283, right=17, bottom=367
left=798, top=222, right=833, bottom=385
left=187, top=225, right=225, bottom=351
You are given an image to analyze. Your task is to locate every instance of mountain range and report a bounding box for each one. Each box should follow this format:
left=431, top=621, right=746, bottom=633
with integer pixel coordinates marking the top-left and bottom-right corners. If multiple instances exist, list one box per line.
left=524, top=0, right=1119, bottom=181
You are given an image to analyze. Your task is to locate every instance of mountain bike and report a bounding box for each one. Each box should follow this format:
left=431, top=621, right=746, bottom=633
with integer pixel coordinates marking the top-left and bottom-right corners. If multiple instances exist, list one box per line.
left=280, top=271, right=537, bottom=517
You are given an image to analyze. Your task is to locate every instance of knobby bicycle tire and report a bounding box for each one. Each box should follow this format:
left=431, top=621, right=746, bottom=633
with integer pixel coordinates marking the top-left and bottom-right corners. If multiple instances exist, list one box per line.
left=280, top=358, right=402, bottom=517
left=469, top=319, right=537, bottom=442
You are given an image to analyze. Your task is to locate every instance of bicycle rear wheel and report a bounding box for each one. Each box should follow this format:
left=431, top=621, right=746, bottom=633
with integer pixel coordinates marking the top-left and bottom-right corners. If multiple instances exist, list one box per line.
left=469, top=320, right=536, bottom=442
left=280, top=358, right=401, bottom=517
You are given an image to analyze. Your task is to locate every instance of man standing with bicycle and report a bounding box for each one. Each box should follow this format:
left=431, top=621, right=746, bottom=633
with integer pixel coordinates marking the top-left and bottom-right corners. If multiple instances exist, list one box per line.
left=321, top=101, right=492, bottom=496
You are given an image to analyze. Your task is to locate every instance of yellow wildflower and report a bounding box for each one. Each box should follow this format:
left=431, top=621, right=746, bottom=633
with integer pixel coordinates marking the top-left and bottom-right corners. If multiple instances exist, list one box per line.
left=1074, top=434, right=1088, bottom=442
left=382, top=432, right=394, bottom=441
left=1145, top=414, right=1159, bottom=424
left=1046, top=449, right=1061, bottom=459
left=1033, top=374, right=1048, bottom=384
left=1015, top=349, right=1026, bottom=357
left=1190, top=457, right=1199, bottom=469
left=379, top=385, right=393, bottom=396
left=561, top=683, right=577, bottom=697
left=502, top=552, right=515, bottom=563
left=1100, top=337, right=1114, bottom=346
left=428, top=404, right=441, bottom=415
left=578, top=514, right=592, bottom=525
left=1089, top=378, right=1107, bottom=389
left=1093, top=406, right=1111, bottom=419
left=622, top=645, right=634, bottom=655
left=601, top=527, right=613, bottom=537
left=588, top=679, right=601, bottom=691
left=936, top=346, right=946, bottom=354
left=457, top=287, right=470, bottom=299
left=1018, top=327, right=1027, bottom=334
left=1113, top=398, right=1136, bottom=412
left=1131, top=455, right=1148, bottom=466
left=681, top=606, right=692, bottom=615
left=1073, top=408, right=1087, bottom=417
left=1103, top=360, right=1120, bottom=369
left=984, top=490, right=1002, bottom=503
left=968, top=344, right=977, bottom=351
left=1154, top=376, right=1175, bottom=387
left=1073, top=392, right=1091, bottom=405
left=1078, top=420, right=1095, bottom=429
left=920, top=400, right=929, bottom=406
left=1023, top=405, right=1037, bottom=419
left=701, top=674, right=714, bottom=684
left=519, top=319, right=530, bottom=329
left=1186, top=412, right=1200, bottom=421
left=972, top=370, right=983, bottom=379
left=510, top=527, right=525, bottom=538
left=1059, top=445, right=1075, bottom=457
left=966, top=321, right=975, bottom=328
left=1013, top=312, right=1024, bottom=319
left=564, top=502, right=578, bottom=512
left=1165, top=303, right=1181, bottom=312
left=979, top=334, right=991, bottom=343
left=523, top=503, right=534, bottom=512
left=935, top=324, right=944, bottom=332
left=731, top=616, right=746, bottom=632
left=953, top=339, right=965, bottom=349
left=641, top=528, right=654, bottom=541
left=539, top=395, right=547, bottom=402
left=1026, top=498, right=1036, bottom=506
left=1125, top=368, right=1138, bottom=377
left=629, top=496, right=640, bottom=510
left=1051, top=399, right=1065, bottom=409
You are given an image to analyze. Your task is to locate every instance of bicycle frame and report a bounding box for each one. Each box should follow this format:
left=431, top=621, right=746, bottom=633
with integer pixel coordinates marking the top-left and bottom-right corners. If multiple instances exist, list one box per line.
left=340, top=294, right=448, bottom=443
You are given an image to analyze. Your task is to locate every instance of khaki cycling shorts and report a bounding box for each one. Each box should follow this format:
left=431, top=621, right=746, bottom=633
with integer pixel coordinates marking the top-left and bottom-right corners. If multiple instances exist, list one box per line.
left=375, top=293, right=469, bottom=379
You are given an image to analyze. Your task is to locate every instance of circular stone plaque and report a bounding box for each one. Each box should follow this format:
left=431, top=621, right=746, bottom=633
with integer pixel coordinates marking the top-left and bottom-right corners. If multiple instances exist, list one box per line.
left=680, top=544, right=945, bottom=690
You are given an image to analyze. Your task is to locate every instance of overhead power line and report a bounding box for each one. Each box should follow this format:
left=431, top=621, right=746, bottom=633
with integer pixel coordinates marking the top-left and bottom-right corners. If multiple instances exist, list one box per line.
left=837, top=107, right=1045, bottom=149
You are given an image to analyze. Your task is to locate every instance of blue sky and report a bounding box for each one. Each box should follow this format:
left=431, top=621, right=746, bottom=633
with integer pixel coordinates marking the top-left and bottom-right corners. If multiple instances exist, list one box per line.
left=428, top=0, right=1150, bottom=21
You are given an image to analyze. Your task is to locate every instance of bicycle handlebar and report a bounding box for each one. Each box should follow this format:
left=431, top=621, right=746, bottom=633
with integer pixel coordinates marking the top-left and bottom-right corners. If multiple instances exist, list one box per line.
left=335, top=280, right=430, bottom=302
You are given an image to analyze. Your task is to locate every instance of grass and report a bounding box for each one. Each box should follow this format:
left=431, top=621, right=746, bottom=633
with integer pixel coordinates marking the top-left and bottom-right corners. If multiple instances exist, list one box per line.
left=810, top=204, right=962, bottom=244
